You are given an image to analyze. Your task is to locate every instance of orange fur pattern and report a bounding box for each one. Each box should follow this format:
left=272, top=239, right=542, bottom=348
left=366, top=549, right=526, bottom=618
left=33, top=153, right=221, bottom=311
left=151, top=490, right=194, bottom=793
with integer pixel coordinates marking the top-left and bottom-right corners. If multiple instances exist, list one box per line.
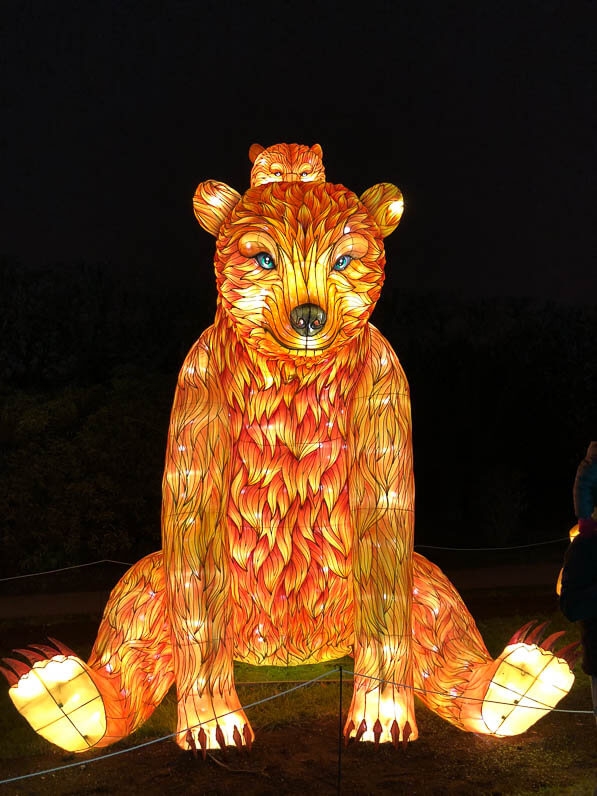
left=166, top=179, right=414, bottom=746
left=4, top=147, right=576, bottom=756
left=249, top=142, right=325, bottom=186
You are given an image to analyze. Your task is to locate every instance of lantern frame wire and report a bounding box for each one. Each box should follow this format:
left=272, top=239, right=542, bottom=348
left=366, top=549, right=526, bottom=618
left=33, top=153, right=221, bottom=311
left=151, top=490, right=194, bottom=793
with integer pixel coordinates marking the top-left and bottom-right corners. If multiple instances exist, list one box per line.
left=2, top=151, right=581, bottom=756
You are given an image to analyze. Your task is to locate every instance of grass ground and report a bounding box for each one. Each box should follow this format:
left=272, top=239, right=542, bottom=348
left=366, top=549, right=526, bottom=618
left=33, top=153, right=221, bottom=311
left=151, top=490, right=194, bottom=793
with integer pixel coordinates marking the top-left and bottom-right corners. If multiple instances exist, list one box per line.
left=0, top=589, right=596, bottom=795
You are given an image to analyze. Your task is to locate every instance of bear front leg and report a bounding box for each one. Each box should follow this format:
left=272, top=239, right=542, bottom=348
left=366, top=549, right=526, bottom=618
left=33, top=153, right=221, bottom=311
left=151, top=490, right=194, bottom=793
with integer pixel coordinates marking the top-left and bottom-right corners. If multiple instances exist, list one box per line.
left=346, top=332, right=417, bottom=746
left=162, top=335, right=253, bottom=751
left=169, top=578, right=253, bottom=752
left=346, top=513, right=417, bottom=746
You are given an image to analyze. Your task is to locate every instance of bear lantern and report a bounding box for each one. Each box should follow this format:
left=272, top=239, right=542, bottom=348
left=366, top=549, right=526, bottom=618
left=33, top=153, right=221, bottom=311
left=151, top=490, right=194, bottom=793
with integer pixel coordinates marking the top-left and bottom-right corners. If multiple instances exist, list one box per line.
left=3, top=143, right=577, bottom=755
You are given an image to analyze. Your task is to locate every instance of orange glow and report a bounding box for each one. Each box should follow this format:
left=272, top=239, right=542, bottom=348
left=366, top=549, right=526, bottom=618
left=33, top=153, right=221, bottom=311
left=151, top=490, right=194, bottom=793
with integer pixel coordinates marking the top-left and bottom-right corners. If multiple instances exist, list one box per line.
left=556, top=524, right=579, bottom=596
left=480, top=643, right=574, bottom=736
left=411, top=553, right=575, bottom=738
left=8, top=656, right=106, bottom=752
left=249, top=142, right=325, bottom=186
left=4, top=145, right=576, bottom=754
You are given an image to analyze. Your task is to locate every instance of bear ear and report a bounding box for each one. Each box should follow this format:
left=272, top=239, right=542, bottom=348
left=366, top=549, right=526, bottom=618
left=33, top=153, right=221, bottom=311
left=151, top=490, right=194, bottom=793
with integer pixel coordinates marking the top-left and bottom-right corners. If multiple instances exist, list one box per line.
left=193, top=180, right=241, bottom=236
left=360, top=183, right=404, bottom=237
left=310, top=143, right=323, bottom=160
left=249, top=143, right=266, bottom=164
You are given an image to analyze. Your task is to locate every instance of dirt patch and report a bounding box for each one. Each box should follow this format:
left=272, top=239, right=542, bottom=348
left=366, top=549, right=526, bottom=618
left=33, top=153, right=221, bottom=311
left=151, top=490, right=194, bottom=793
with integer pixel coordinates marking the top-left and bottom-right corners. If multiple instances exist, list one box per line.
left=1, top=697, right=596, bottom=796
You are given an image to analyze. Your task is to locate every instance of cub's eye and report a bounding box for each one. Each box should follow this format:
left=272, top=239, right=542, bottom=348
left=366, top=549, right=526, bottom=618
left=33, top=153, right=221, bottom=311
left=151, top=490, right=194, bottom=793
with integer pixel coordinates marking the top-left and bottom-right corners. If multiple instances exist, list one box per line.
left=255, top=252, right=275, bottom=270
left=274, top=171, right=282, bottom=177
left=300, top=171, right=309, bottom=178
left=332, top=254, right=352, bottom=271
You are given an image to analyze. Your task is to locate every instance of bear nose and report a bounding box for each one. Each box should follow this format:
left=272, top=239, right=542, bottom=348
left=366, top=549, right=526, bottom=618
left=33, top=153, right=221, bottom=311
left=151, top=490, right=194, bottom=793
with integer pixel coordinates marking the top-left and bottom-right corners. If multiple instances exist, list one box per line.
left=290, top=303, right=327, bottom=337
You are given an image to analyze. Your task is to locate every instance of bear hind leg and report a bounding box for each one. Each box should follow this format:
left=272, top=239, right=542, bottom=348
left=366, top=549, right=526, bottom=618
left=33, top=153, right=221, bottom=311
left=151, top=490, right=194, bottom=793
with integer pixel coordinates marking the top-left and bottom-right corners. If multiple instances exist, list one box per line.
left=411, top=552, right=577, bottom=736
left=3, top=551, right=174, bottom=752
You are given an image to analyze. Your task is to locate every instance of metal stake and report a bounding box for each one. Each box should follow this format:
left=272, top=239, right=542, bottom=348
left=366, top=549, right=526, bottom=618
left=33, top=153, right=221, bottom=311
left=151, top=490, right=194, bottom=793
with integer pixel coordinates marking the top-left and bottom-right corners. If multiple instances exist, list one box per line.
left=337, top=665, right=343, bottom=795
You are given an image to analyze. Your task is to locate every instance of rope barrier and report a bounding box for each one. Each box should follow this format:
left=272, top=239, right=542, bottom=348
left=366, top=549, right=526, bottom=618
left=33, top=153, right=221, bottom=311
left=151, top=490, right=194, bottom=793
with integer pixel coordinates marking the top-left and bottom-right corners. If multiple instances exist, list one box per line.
left=0, top=560, right=132, bottom=582
left=0, top=535, right=572, bottom=582
left=348, top=670, right=595, bottom=714
left=415, top=538, right=569, bottom=551
left=0, top=668, right=337, bottom=785
left=1, top=665, right=593, bottom=786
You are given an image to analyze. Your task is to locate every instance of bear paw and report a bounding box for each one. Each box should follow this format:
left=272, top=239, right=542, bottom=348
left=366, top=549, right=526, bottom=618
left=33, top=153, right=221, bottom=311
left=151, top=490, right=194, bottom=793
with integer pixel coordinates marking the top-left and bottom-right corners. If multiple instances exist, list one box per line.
left=344, top=681, right=418, bottom=748
left=478, top=621, right=578, bottom=737
left=177, top=688, right=254, bottom=756
left=2, top=642, right=106, bottom=752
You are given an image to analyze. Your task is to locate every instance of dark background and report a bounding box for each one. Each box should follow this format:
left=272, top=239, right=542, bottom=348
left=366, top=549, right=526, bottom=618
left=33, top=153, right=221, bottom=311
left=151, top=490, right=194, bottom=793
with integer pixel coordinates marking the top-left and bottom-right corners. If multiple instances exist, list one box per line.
left=1, top=0, right=595, bottom=575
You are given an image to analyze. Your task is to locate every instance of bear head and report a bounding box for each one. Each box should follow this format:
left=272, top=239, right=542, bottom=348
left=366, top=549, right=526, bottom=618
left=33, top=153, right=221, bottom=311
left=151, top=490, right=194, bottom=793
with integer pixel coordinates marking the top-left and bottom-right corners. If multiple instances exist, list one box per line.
left=248, top=142, right=326, bottom=186
left=193, top=179, right=403, bottom=365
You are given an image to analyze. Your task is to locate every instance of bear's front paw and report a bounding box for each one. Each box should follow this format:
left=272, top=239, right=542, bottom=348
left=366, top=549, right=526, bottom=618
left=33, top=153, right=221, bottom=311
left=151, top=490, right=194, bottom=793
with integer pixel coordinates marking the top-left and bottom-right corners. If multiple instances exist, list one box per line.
left=177, top=688, right=254, bottom=755
left=344, top=681, right=418, bottom=748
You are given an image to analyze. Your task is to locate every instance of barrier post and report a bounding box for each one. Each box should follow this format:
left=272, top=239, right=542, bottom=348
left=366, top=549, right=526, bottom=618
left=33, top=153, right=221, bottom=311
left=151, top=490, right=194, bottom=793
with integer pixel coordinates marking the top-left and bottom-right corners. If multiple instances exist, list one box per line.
left=337, top=665, right=343, bottom=794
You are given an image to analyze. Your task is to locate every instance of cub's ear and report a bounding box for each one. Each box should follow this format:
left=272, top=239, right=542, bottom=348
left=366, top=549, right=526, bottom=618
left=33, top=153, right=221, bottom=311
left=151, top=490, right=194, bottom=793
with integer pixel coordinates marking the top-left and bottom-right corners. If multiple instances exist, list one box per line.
left=360, top=183, right=404, bottom=237
left=310, top=143, right=323, bottom=160
left=193, top=180, right=241, bottom=236
left=249, top=143, right=266, bottom=164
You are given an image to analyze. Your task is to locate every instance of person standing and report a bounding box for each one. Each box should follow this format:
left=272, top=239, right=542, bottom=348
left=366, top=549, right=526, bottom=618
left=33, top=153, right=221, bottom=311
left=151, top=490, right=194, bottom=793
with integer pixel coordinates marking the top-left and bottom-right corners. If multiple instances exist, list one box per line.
left=560, top=441, right=597, bottom=725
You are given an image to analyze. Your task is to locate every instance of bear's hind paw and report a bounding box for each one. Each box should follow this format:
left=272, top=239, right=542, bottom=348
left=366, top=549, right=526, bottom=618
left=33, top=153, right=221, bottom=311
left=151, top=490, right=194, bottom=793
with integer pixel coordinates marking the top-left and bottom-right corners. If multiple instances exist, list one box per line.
left=478, top=623, right=577, bottom=737
left=3, top=648, right=106, bottom=752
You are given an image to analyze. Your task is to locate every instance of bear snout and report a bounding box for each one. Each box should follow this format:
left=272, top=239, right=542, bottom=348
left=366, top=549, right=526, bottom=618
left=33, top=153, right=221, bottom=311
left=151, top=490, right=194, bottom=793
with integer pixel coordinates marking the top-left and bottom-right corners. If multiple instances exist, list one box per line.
left=289, top=303, right=327, bottom=337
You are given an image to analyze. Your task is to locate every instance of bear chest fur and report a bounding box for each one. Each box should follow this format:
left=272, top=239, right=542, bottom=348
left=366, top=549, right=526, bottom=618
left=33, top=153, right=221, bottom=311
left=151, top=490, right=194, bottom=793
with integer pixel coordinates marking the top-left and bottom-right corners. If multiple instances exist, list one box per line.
left=225, top=381, right=355, bottom=664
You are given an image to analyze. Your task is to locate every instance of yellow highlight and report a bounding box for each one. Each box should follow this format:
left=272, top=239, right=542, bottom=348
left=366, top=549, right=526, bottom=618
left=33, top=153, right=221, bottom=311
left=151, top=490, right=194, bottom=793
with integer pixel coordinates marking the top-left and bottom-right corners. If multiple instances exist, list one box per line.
left=5, top=144, right=577, bottom=757
left=481, top=643, right=574, bottom=736
left=9, top=656, right=106, bottom=752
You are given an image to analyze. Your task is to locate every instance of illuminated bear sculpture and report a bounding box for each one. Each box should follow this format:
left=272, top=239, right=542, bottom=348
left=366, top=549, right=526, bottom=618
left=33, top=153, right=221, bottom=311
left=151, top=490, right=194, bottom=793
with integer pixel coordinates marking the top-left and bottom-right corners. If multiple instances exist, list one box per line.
left=3, top=144, right=578, bottom=755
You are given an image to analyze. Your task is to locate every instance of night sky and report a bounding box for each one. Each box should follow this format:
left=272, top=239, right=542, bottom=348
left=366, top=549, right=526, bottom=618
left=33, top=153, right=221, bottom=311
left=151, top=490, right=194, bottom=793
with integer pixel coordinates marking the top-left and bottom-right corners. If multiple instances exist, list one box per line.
left=3, top=0, right=594, bottom=304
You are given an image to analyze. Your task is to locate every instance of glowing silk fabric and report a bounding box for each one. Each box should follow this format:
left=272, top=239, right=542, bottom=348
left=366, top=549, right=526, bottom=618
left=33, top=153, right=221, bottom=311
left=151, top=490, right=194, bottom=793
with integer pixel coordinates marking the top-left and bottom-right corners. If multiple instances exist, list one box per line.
left=3, top=145, right=577, bottom=754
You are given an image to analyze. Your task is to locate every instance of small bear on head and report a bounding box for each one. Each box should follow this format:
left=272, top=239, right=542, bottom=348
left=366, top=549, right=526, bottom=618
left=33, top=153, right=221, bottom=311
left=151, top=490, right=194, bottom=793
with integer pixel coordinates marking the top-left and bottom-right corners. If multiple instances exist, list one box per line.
left=249, top=142, right=325, bottom=186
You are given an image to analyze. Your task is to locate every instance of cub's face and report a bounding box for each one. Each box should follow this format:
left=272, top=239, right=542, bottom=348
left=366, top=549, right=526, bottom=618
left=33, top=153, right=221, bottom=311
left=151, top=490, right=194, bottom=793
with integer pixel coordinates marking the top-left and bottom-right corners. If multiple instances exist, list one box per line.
left=193, top=179, right=404, bottom=363
left=249, top=143, right=325, bottom=187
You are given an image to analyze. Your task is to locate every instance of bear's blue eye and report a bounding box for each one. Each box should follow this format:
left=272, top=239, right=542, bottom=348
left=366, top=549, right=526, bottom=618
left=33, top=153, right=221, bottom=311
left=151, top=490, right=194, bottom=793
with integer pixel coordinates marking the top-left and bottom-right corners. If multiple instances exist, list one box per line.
left=256, top=252, right=275, bottom=270
left=333, top=254, right=352, bottom=271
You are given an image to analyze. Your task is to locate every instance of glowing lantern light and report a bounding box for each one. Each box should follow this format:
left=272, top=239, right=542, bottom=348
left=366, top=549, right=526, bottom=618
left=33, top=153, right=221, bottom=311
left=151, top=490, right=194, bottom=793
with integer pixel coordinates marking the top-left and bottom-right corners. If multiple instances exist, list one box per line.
left=556, top=524, right=579, bottom=596
left=480, top=643, right=574, bottom=736
left=2, top=143, right=578, bottom=755
left=9, top=656, right=106, bottom=752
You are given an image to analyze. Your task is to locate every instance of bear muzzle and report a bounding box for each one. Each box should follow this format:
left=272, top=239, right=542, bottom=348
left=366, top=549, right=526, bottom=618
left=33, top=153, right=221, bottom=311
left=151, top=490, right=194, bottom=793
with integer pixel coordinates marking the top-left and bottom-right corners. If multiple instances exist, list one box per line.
left=289, top=303, right=327, bottom=337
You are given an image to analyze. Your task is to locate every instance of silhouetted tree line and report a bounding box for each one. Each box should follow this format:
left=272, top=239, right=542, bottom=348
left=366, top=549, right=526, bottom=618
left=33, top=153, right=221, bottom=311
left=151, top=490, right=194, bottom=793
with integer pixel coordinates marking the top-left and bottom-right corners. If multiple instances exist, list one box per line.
left=1, top=261, right=595, bottom=575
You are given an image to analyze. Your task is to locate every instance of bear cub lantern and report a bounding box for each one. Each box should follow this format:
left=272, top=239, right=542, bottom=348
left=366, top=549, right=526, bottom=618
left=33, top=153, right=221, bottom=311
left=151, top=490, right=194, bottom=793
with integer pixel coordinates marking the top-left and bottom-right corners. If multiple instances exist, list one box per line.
left=3, top=143, right=577, bottom=756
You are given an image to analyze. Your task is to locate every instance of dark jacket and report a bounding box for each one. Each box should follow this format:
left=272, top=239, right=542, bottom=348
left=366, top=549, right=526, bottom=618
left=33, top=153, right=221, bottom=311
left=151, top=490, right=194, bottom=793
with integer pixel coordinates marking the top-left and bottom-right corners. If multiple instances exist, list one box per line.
left=560, top=536, right=597, bottom=675
left=573, top=441, right=597, bottom=519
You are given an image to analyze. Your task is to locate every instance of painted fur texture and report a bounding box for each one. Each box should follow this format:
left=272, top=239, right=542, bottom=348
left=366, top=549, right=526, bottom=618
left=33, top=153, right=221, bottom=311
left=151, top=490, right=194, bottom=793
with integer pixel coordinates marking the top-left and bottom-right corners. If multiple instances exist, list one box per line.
left=3, top=153, right=576, bottom=756
left=249, top=142, right=325, bottom=186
